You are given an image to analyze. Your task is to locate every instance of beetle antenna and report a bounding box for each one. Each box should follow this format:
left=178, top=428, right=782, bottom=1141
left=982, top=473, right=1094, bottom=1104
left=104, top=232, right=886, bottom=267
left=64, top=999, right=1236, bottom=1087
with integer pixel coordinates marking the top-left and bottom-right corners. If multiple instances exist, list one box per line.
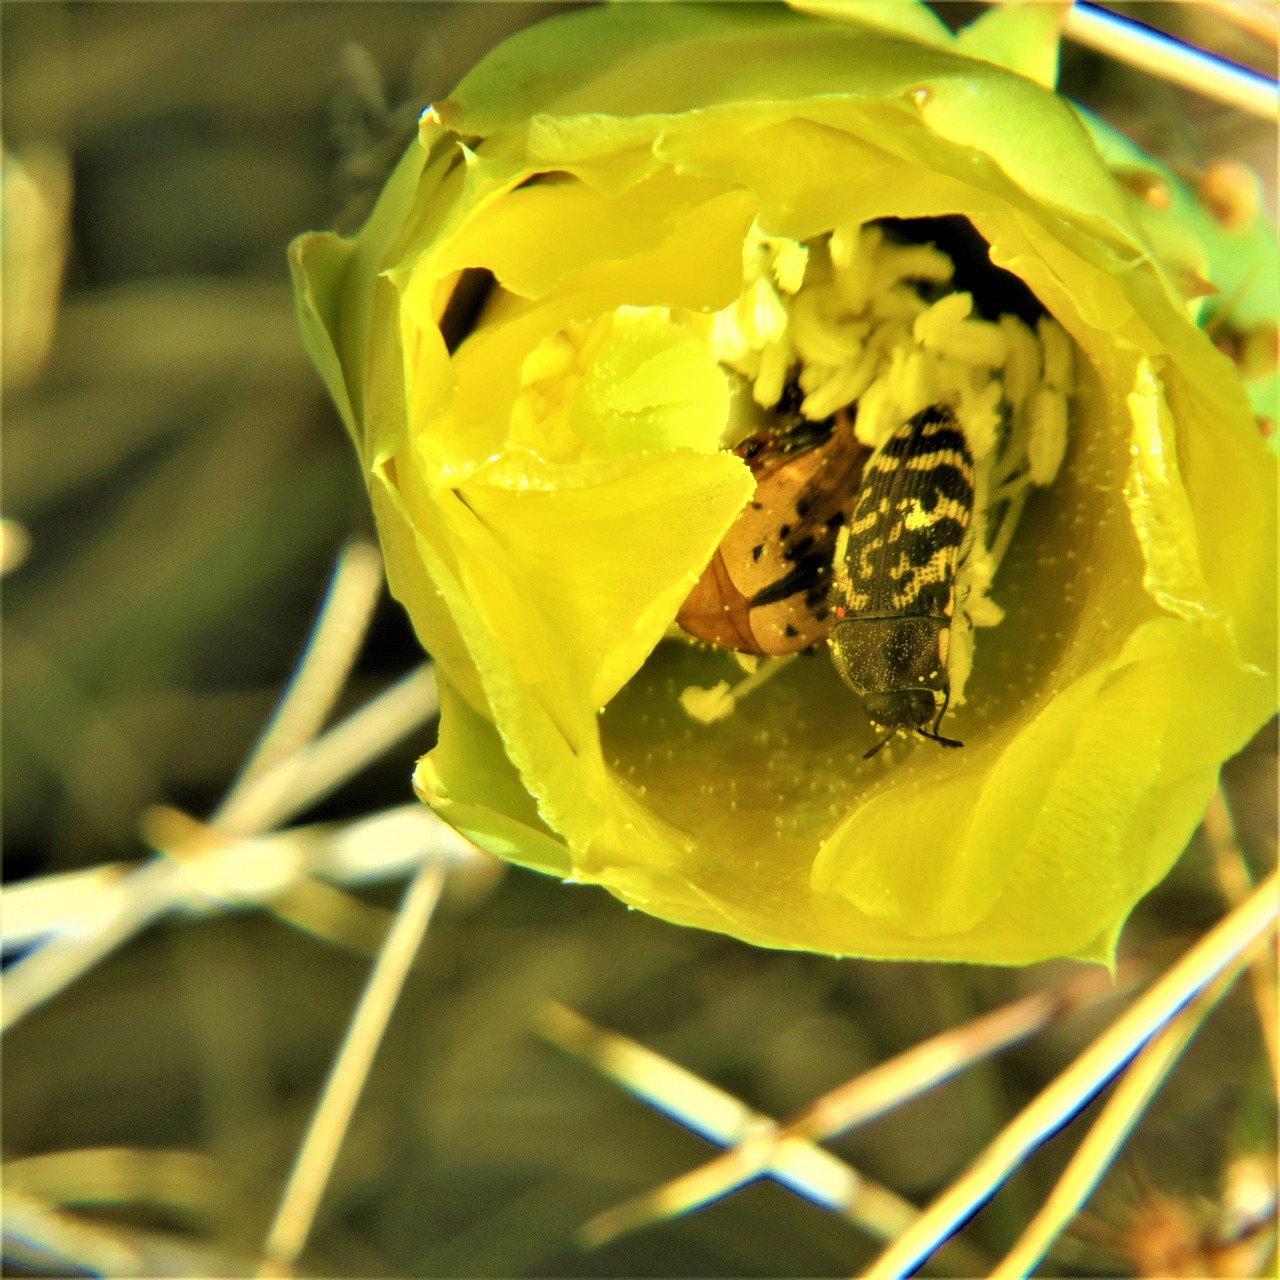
left=862, top=730, right=895, bottom=760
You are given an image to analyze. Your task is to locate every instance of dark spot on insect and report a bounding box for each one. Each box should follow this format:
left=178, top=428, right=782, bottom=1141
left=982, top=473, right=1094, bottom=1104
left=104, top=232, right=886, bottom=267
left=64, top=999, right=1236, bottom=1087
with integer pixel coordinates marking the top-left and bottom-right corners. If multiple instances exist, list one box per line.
left=751, top=501, right=764, bottom=511
left=778, top=523, right=792, bottom=539
left=751, top=544, right=763, bottom=561
left=787, top=535, right=815, bottom=561
left=784, top=624, right=799, bottom=638
left=795, top=497, right=813, bottom=518
left=826, top=511, right=846, bottom=529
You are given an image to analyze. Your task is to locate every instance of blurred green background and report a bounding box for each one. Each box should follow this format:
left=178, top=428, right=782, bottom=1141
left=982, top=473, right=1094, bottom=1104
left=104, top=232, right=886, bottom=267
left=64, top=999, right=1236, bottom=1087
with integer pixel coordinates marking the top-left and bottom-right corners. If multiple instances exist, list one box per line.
left=2, top=4, right=1275, bottom=1276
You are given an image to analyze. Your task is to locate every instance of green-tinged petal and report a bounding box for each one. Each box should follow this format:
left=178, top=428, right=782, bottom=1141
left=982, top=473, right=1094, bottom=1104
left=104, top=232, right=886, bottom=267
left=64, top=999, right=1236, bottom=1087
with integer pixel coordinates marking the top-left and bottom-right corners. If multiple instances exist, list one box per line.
left=367, top=464, right=491, bottom=719
left=288, top=231, right=359, bottom=441
left=953, top=0, right=1067, bottom=89
left=341, top=132, right=437, bottom=425
left=439, top=3, right=803, bottom=138
left=909, top=75, right=1143, bottom=251
left=783, top=0, right=951, bottom=45
left=457, top=25, right=1152, bottom=274
left=416, top=674, right=572, bottom=876
left=286, top=121, right=448, bottom=468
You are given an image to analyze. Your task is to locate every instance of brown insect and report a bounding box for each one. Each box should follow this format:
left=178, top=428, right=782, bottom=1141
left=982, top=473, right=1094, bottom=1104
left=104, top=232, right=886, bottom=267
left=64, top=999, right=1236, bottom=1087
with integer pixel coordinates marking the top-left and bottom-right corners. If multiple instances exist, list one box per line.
left=678, top=393, right=869, bottom=655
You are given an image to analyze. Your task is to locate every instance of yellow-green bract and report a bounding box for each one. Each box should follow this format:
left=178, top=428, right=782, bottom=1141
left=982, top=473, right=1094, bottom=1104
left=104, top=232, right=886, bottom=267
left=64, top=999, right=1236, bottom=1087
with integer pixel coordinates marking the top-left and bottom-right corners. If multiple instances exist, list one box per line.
left=290, top=0, right=1277, bottom=964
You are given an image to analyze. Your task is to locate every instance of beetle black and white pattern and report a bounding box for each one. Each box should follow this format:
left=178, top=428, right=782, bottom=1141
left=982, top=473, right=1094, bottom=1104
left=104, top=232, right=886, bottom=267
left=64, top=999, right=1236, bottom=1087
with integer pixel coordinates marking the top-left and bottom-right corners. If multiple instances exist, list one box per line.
left=827, top=403, right=975, bottom=756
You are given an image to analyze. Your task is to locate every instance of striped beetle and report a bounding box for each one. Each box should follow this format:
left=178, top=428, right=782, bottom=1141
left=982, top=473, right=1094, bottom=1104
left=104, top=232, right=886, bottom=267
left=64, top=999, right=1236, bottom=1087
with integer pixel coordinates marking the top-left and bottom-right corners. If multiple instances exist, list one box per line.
left=828, top=403, right=975, bottom=757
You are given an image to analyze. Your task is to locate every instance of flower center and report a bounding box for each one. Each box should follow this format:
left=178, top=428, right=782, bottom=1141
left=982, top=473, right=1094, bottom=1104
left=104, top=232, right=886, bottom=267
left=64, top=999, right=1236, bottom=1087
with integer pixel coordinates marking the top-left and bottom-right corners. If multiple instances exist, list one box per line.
left=677, top=216, right=1076, bottom=723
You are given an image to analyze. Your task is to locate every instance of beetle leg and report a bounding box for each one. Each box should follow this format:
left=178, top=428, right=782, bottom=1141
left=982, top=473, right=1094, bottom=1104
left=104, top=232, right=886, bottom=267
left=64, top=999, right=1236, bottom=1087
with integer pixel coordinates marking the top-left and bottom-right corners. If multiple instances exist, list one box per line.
left=919, top=685, right=963, bottom=749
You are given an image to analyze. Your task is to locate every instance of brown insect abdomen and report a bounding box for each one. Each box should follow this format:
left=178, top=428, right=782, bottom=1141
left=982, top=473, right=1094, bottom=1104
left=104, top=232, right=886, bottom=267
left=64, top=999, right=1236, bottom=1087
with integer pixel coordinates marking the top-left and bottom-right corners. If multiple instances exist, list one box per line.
left=676, top=543, right=832, bottom=656
left=677, top=413, right=866, bottom=656
left=676, top=549, right=763, bottom=653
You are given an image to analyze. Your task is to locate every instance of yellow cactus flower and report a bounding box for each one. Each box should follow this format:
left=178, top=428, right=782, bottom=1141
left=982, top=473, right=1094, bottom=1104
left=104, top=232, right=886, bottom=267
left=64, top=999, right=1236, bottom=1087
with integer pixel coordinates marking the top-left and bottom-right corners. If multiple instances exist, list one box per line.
left=290, top=1, right=1277, bottom=964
